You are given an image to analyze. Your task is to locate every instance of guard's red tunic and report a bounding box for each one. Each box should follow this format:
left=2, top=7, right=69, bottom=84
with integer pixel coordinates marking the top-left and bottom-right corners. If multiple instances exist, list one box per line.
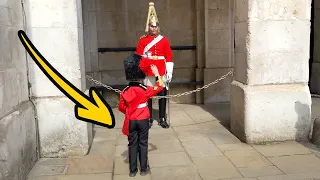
left=118, top=81, right=164, bottom=136
left=136, top=35, right=173, bottom=76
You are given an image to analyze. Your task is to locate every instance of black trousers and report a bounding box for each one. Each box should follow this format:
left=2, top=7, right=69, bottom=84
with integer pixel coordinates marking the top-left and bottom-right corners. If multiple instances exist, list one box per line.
left=128, top=118, right=149, bottom=172
left=148, top=88, right=167, bottom=119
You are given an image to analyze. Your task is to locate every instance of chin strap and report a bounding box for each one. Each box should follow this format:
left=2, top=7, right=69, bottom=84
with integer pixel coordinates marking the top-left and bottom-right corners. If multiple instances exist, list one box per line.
left=166, top=62, right=174, bottom=75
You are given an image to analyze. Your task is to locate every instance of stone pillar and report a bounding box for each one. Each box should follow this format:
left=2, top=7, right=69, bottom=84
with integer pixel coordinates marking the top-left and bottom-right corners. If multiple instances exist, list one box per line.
left=25, top=0, right=92, bottom=157
left=82, top=0, right=99, bottom=88
left=203, top=0, right=234, bottom=104
left=196, top=0, right=205, bottom=104
left=231, top=0, right=312, bottom=143
left=310, top=0, right=320, bottom=94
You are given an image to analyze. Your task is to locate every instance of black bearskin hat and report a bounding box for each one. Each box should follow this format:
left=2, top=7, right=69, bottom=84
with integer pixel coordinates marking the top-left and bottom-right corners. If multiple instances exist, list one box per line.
left=123, top=53, right=146, bottom=81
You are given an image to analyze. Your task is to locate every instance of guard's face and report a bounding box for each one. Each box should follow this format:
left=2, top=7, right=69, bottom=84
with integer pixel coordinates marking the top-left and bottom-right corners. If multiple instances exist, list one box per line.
left=149, top=25, right=159, bottom=36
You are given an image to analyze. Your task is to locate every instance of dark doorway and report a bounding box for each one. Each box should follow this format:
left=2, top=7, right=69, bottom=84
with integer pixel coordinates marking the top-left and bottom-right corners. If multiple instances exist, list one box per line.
left=309, top=0, right=315, bottom=89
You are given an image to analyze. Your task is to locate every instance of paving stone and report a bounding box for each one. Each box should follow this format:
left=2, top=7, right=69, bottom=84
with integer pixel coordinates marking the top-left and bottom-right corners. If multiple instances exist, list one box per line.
left=93, top=128, right=118, bottom=142
left=148, top=138, right=184, bottom=154
left=192, top=156, right=242, bottom=179
left=57, top=173, right=112, bottom=180
left=88, top=140, right=116, bottom=158
left=115, top=144, right=128, bottom=158
left=31, top=173, right=112, bottom=180
left=181, top=139, right=223, bottom=157
left=257, top=172, right=320, bottom=180
left=252, top=141, right=312, bottom=157
left=237, top=166, right=284, bottom=178
left=65, top=156, right=113, bottom=174
left=114, top=174, right=151, bottom=180
left=217, top=143, right=255, bottom=152
left=114, top=157, right=129, bottom=175
left=36, top=158, right=69, bottom=166
left=173, top=125, right=210, bottom=142
left=27, top=165, right=68, bottom=179
left=267, top=154, right=320, bottom=174
left=224, top=150, right=272, bottom=168
left=169, top=110, right=195, bottom=126
left=148, top=127, right=177, bottom=140
left=148, top=152, right=192, bottom=168
left=223, top=178, right=257, bottom=180
left=208, top=131, right=242, bottom=145
left=115, top=131, right=129, bottom=145
left=151, top=165, right=201, bottom=180
left=183, top=106, right=217, bottom=123
left=196, top=121, right=230, bottom=134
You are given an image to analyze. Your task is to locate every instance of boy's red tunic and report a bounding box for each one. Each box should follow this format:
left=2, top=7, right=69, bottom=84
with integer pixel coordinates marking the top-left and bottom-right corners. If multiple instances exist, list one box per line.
left=118, top=81, right=164, bottom=136
left=136, top=35, right=173, bottom=76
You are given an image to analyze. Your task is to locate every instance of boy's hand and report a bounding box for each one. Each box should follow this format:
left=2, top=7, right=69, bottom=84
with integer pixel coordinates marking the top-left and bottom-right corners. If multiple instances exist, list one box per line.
left=151, top=64, right=159, bottom=76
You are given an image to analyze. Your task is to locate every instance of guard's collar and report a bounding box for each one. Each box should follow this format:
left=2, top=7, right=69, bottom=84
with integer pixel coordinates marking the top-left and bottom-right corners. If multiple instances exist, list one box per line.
left=128, top=82, right=142, bottom=86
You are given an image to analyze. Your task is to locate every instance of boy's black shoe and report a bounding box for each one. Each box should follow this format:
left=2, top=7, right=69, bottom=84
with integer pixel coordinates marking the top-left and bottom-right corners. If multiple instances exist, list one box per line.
left=129, top=169, right=138, bottom=177
left=140, top=166, right=150, bottom=176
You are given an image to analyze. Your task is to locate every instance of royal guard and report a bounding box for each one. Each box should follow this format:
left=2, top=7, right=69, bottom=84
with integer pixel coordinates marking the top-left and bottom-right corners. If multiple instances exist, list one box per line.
left=136, top=2, right=174, bottom=129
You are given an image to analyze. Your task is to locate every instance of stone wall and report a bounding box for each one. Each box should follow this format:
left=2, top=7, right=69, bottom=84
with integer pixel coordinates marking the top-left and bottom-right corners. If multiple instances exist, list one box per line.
left=0, top=1, right=38, bottom=180
left=203, top=0, right=235, bottom=104
left=25, top=0, right=92, bottom=157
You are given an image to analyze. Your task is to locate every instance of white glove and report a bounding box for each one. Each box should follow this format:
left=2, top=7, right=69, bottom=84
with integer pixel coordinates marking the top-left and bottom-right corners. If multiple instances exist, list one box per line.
left=166, top=62, right=174, bottom=82
left=166, top=73, right=172, bottom=82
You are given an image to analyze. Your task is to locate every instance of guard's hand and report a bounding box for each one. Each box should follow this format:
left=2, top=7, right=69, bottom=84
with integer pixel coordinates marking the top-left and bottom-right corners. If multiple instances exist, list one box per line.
left=166, top=73, right=172, bottom=82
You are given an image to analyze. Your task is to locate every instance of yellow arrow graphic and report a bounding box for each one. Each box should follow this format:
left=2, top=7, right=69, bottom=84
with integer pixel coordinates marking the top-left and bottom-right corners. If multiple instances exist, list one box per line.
left=17, top=30, right=115, bottom=128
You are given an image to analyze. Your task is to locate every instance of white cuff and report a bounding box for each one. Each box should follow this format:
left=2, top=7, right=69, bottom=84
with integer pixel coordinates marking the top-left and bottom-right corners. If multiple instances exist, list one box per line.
left=166, top=62, right=174, bottom=74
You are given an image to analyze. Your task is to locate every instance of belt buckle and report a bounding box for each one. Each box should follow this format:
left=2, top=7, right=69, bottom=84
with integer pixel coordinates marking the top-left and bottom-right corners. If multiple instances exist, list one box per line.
left=153, top=56, right=158, bottom=60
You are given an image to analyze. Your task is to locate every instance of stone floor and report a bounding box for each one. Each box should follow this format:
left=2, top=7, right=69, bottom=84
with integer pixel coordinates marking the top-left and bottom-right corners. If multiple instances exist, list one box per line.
left=26, top=101, right=320, bottom=180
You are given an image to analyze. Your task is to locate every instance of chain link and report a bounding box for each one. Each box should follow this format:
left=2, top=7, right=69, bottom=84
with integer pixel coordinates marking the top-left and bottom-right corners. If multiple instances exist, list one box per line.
left=86, top=70, right=234, bottom=99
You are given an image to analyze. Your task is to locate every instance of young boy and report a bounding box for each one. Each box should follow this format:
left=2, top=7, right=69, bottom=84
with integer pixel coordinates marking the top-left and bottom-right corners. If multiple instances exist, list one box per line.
left=118, top=53, right=164, bottom=177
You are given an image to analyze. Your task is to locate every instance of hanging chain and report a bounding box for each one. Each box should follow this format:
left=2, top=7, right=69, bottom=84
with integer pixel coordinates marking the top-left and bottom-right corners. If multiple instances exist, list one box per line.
left=86, top=70, right=234, bottom=99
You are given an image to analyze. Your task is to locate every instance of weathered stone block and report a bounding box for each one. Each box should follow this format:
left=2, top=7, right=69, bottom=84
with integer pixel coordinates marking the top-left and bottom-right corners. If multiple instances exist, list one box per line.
left=207, top=9, right=230, bottom=30
left=207, top=29, right=230, bottom=49
left=27, top=27, right=85, bottom=97
left=231, top=81, right=312, bottom=144
left=0, top=6, right=12, bottom=26
left=101, top=70, right=127, bottom=85
left=173, top=50, right=196, bottom=68
left=25, top=0, right=82, bottom=28
left=206, top=49, right=232, bottom=68
left=0, top=68, right=29, bottom=120
left=207, top=0, right=230, bottom=10
left=204, top=68, right=233, bottom=103
left=235, top=0, right=311, bottom=22
left=34, top=97, right=91, bottom=157
left=0, top=101, right=37, bottom=180
left=235, top=20, right=310, bottom=85
left=99, top=52, right=134, bottom=71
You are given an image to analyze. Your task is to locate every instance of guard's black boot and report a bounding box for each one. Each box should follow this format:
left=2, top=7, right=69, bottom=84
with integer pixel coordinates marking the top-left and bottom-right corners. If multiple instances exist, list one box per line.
left=158, top=118, right=169, bottom=128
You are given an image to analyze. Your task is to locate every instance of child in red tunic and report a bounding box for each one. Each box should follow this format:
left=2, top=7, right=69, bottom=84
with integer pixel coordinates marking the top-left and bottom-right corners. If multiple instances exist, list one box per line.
left=118, top=53, right=164, bottom=177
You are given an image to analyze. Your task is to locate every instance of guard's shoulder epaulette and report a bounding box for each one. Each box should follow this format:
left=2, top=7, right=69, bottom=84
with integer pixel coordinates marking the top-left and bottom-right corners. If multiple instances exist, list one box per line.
left=139, top=83, right=147, bottom=90
left=139, top=34, right=147, bottom=39
left=122, top=86, right=130, bottom=92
